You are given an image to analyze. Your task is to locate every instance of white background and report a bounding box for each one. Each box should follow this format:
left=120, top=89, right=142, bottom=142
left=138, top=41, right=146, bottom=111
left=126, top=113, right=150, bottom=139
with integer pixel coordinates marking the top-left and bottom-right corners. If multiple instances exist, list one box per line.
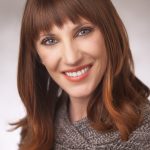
left=0, top=0, right=150, bottom=149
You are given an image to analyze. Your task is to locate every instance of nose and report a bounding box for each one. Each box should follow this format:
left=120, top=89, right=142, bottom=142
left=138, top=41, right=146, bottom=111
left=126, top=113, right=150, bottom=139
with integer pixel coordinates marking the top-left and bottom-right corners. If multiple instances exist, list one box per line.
left=63, top=42, right=82, bottom=66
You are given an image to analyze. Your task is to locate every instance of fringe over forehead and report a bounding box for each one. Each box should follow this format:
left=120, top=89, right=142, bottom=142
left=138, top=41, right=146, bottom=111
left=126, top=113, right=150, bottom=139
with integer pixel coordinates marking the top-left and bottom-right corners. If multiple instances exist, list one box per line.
left=23, top=0, right=110, bottom=40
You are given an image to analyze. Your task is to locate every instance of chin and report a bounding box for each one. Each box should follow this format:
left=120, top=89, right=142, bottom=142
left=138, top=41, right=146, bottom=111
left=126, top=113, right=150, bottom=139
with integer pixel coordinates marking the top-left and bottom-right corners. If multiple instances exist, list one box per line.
left=67, top=89, right=93, bottom=100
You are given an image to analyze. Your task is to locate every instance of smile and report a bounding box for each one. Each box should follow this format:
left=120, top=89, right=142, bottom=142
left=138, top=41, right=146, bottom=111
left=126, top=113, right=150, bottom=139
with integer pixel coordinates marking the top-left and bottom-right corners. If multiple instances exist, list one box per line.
left=63, top=64, right=92, bottom=82
left=65, top=67, right=89, bottom=77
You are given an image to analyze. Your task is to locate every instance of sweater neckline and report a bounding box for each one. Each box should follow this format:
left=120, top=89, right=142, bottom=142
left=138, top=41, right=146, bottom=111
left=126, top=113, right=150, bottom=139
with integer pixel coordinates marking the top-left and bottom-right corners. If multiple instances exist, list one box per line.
left=54, top=100, right=150, bottom=149
left=54, top=98, right=120, bottom=149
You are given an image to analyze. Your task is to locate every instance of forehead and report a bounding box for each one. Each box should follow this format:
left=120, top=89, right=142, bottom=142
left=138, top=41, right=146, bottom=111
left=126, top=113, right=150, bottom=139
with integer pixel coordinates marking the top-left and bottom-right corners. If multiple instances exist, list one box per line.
left=30, top=0, right=105, bottom=41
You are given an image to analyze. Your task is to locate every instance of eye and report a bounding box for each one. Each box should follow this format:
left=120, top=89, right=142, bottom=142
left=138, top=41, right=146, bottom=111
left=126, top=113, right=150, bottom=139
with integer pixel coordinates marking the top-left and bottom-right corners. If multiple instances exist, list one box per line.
left=77, top=27, right=93, bottom=37
left=41, top=37, right=58, bottom=46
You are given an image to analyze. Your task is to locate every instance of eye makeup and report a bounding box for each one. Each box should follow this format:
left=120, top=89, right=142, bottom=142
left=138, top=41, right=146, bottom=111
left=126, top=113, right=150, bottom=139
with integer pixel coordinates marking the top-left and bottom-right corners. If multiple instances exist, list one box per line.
left=75, top=26, right=94, bottom=37
left=39, top=23, right=95, bottom=46
left=41, top=36, right=58, bottom=46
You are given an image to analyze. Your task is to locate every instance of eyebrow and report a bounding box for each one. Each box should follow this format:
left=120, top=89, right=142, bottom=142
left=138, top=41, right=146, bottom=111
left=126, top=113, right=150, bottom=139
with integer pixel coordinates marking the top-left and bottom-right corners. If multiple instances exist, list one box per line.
left=39, top=21, right=93, bottom=38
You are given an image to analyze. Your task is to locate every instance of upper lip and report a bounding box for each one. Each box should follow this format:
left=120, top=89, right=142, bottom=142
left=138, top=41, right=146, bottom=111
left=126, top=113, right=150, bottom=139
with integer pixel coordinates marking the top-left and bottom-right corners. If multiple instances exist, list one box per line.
left=62, top=64, right=92, bottom=73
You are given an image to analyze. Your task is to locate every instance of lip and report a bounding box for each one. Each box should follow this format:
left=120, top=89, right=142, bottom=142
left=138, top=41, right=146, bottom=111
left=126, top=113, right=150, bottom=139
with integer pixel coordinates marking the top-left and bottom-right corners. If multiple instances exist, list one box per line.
left=62, top=64, right=93, bottom=82
left=62, top=64, right=92, bottom=73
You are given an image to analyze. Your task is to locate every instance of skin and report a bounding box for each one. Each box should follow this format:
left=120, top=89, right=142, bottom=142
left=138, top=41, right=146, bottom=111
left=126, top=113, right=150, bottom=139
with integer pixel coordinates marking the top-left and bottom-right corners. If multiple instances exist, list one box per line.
left=36, top=18, right=107, bottom=122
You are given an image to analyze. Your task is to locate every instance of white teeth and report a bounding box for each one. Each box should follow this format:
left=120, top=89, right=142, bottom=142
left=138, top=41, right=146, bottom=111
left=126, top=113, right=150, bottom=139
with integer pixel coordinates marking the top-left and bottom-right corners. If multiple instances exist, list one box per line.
left=65, top=67, right=90, bottom=77
left=77, top=71, right=81, bottom=76
left=81, top=69, right=85, bottom=74
left=73, top=72, right=77, bottom=77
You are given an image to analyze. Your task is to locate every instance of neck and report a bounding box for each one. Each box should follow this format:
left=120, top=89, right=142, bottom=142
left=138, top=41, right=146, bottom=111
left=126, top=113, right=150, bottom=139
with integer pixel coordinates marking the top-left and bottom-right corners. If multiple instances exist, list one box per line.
left=68, top=96, right=90, bottom=123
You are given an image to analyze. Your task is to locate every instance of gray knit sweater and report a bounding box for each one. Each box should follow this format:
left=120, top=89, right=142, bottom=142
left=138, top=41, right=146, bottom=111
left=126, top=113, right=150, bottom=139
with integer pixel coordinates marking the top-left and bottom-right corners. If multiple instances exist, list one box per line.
left=54, top=100, right=150, bottom=150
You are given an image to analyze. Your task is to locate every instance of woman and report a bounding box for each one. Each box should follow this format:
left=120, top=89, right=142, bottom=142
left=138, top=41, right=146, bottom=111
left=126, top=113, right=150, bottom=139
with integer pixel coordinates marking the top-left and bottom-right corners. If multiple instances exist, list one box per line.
left=14, top=0, right=150, bottom=149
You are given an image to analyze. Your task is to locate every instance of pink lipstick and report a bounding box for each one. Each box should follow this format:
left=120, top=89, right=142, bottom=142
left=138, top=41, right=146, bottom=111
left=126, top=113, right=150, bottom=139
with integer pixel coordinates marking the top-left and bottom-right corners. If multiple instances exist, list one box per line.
left=62, top=64, right=92, bottom=82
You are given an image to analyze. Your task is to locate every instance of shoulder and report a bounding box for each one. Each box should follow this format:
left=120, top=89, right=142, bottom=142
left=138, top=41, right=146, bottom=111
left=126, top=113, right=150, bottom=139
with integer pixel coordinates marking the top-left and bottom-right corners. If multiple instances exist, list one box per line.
left=127, top=101, right=150, bottom=149
left=138, top=100, right=150, bottom=131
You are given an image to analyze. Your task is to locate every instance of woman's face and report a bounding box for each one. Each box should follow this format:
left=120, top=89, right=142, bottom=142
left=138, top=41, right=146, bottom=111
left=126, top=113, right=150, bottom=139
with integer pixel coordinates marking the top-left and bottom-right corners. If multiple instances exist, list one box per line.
left=36, top=18, right=107, bottom=101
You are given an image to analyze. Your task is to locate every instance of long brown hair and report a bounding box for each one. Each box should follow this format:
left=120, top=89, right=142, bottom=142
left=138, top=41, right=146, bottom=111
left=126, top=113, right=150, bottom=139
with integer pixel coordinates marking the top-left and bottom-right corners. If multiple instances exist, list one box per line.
left=14, top=0, right=150, bottom=149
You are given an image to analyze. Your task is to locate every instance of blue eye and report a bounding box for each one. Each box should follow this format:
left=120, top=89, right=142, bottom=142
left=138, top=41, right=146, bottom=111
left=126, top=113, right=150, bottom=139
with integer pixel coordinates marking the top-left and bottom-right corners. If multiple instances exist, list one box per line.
left=77, top=27, right=93, bottom=36
left=41, top=37, right=58, bottom=46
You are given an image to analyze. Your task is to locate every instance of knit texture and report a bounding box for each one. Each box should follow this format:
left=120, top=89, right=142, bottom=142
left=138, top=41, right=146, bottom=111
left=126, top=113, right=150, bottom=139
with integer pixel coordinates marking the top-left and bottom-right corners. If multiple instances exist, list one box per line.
left=54, top=100, right=150, bottom=150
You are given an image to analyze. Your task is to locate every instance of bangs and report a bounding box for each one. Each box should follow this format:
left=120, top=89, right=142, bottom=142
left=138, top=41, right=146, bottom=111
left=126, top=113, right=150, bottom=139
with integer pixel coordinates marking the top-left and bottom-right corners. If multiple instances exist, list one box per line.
left=30, top=0, right=101, bottom=40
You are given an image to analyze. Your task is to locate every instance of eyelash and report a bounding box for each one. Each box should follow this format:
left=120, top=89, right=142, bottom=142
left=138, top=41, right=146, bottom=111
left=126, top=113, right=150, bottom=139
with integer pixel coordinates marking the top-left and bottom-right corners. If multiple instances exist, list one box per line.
left=75, top=27, right=93, bottom=37
left=41, top=27, right=93, bottom=46
left=41, top=37, right=57, bottom=46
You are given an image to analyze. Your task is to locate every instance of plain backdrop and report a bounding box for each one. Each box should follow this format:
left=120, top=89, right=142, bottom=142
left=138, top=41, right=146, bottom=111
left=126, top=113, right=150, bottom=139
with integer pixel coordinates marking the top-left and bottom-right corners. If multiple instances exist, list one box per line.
left=0, top=0, right=150, bottom=149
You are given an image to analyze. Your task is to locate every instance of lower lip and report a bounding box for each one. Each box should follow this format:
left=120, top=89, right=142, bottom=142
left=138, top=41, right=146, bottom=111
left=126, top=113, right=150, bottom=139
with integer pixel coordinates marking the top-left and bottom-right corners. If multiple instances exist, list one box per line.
left=63, top=67, right=91, bottom=82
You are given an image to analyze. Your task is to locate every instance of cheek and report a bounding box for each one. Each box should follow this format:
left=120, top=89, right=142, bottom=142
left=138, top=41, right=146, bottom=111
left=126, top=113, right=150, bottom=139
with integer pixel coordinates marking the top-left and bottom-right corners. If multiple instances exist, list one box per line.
left=77, top=30, right=106, bottom=58
left=83, top=35, right=108, bottom=73
left=92, top=35, right=106, bottom=56
left=38, top=50, right=60, bottom=72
